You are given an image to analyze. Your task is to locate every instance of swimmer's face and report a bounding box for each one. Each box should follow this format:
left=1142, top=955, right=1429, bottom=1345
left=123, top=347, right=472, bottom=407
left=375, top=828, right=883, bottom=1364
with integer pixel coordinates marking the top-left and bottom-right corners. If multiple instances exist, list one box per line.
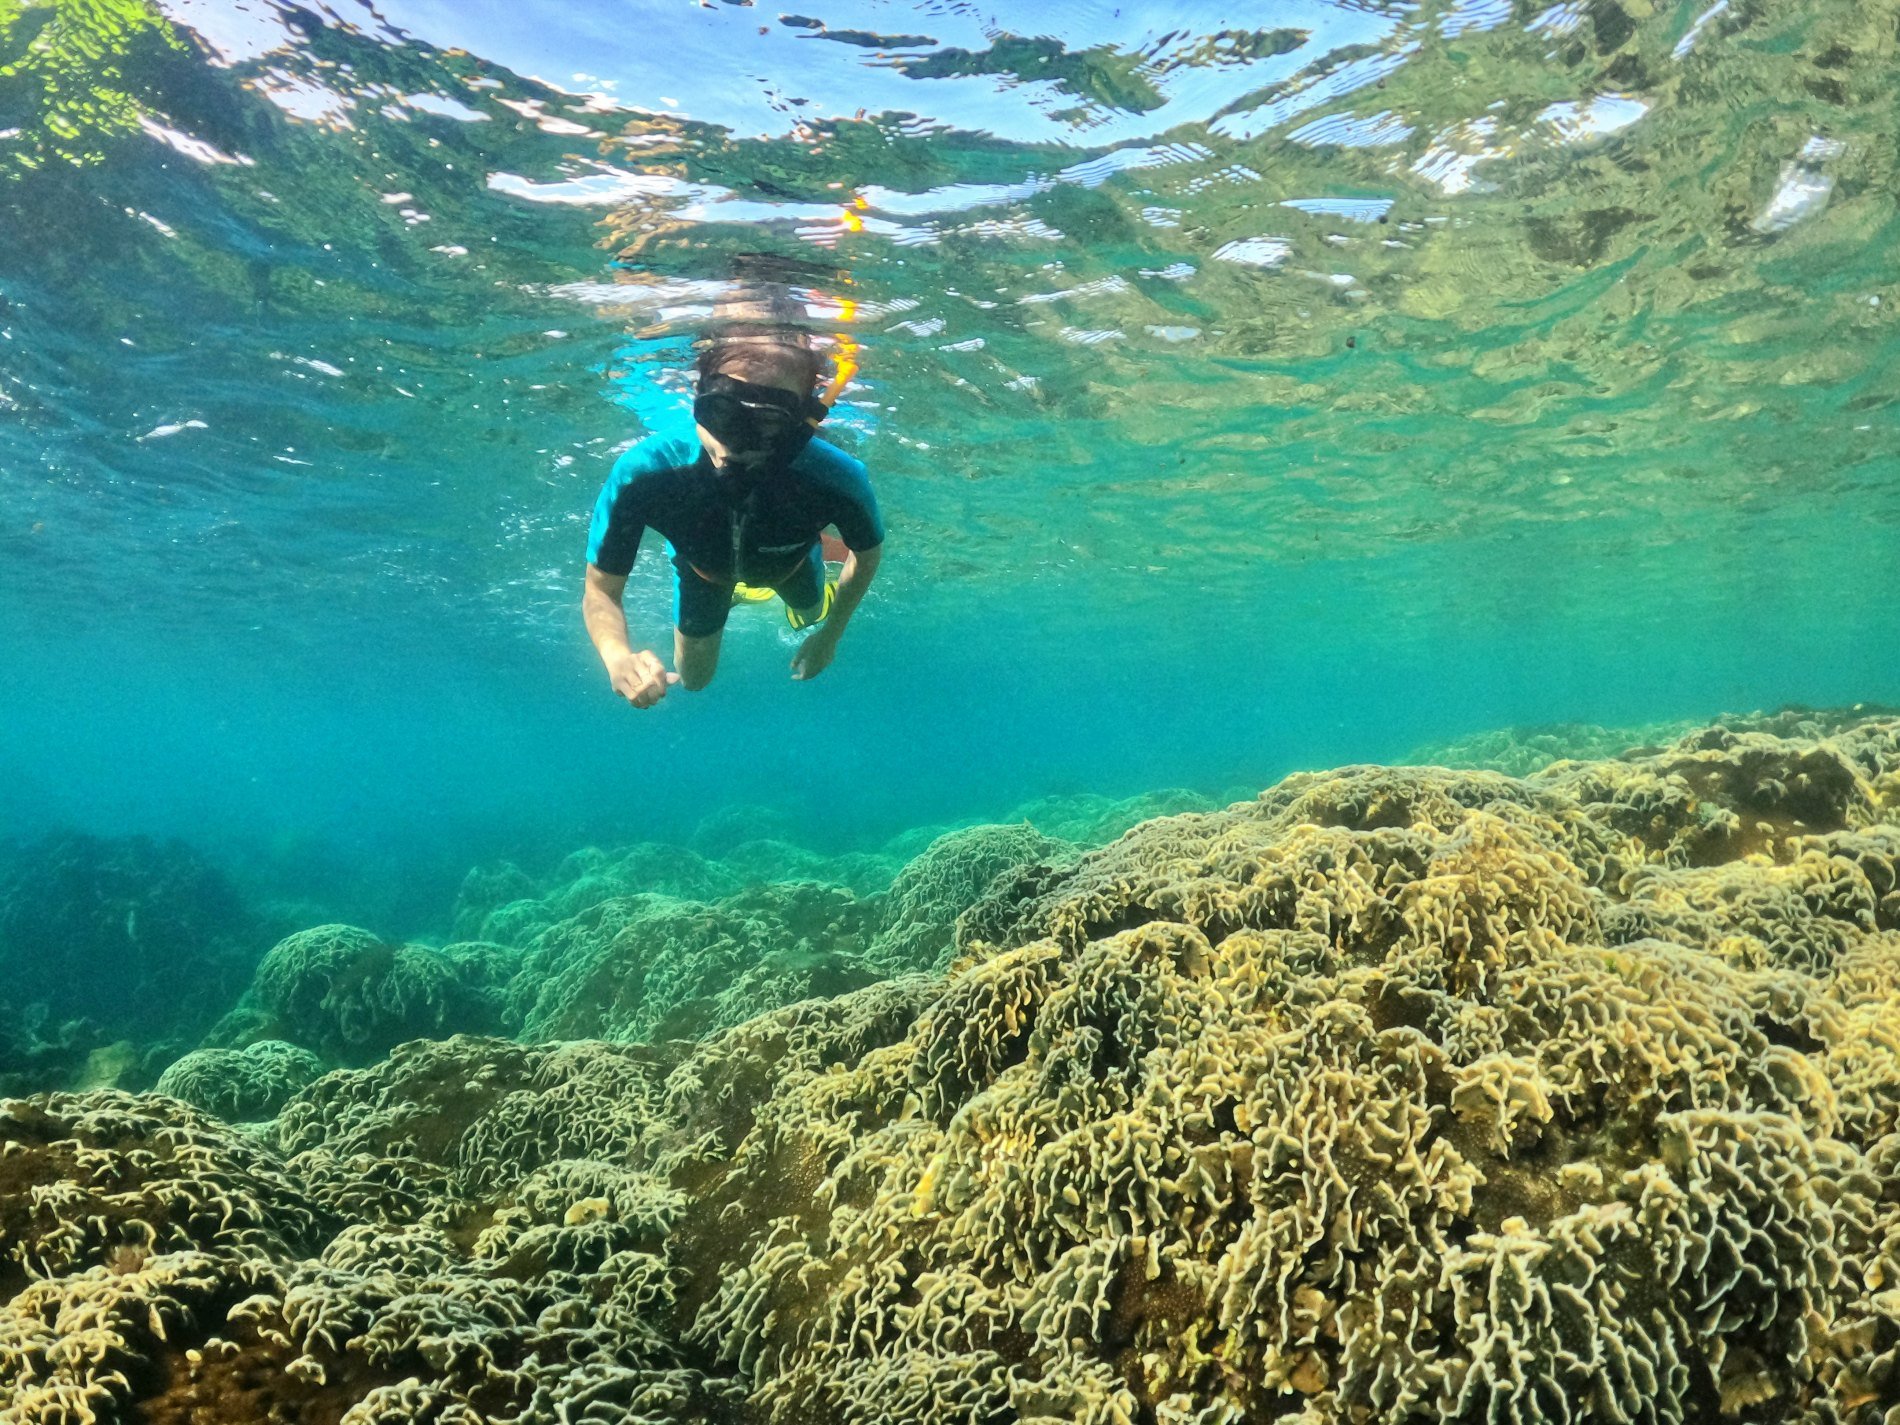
left=695, top=364, right=817, bottom=478
left=695, top=422, right=764, bottom=476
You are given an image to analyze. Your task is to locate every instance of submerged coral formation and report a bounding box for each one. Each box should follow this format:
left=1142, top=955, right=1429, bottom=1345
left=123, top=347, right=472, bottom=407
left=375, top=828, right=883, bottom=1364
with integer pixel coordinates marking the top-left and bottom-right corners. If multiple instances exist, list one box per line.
left=5, top=711, right=1900, bottom=1423
left=433, top=800, right=1173, bottom=1055
left=89, top=790, right=1200, bottom=1105
left=509, top=882, right=888, bottom=1044
left=154, top=1040, right=325, bottom=1121
left=205, top=924, right=524, bottom=1065
left=1408, top=702, right=1897, bottom=780
left=0, top=832, right=271, bottom=1091
left=449, top=788, right=1206, bottom=953
left=865, top=821, right=1075, bottom=974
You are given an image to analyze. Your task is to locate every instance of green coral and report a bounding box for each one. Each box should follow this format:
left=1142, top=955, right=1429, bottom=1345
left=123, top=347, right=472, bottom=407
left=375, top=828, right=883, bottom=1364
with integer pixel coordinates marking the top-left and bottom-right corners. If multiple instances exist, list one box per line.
left=512, top=882, right=884, bottom=1044
left=452, top=843, right=747, bottom=945
left=719, top=838, right=902, bottom=895
left=688, top=802, right=799, bottom=857
left=1013, top=787, right=1226, bottom=845
left=865, top=821, right=1075, bottom=974
left=155, top=1039, right=324, bottom=1121
left=225, top=924, right=522, bottom=1063
left=448, top=860, right=538, bottom=941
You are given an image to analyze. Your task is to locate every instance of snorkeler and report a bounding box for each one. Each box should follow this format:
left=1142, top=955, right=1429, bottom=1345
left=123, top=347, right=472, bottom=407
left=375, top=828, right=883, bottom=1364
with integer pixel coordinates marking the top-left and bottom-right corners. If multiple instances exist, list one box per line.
left=581, top=330, right=884, bottom=708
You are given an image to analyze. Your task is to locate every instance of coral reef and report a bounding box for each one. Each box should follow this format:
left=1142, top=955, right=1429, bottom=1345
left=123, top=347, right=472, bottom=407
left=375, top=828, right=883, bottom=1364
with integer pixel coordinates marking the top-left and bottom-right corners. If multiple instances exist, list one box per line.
left=155, top=1040, right=326, bottom=1121
left=0, top=1091, right=335, bottom=1423
left=1408, top=701, right=1897, bottom=781
left=677, top=713, right=1900, bottom=1423
left=0, top=833, right=270, bottom=1084
left=451, top=844, right=745, bottom=945
left=452, top=837, right=917, bottom=948
left=1405, top=716, right=1705, bottom=778
left=208, top=925, right=524, bottom=1065
left=510, top=883, right=887, bottom=1044
left=1012, top=787, right=1225, bottom=845
left=5, top=711, right=1899, bottom=1424
left=689, top=802, right=801, bottom=858
left=461, top=819, right=1120, bottom=1049
left=865, top=821, right=1075, bottom=974
left=450, top=789, right=1233, bottom=957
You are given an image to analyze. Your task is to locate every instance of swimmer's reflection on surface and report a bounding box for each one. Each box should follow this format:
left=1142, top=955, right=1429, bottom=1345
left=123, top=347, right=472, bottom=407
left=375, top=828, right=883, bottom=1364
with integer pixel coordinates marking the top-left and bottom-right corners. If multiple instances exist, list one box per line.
left=581, top=318, right=883, bottom=708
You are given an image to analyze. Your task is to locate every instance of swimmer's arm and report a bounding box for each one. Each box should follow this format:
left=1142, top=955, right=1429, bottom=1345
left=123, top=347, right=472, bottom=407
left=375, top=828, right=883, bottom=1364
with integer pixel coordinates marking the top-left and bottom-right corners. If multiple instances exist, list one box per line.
left=583, top=563, right=676, bottom=707
left=789, top=541, right=881, bottom=681
left=818, top=540, right=881, bottom=647
left=582, top=564, right=636, bottom=663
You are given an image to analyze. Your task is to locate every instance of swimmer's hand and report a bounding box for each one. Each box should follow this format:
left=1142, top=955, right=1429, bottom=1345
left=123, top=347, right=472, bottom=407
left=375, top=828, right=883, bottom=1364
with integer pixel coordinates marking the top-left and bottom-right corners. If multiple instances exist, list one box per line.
left=789, top=631, right=836, bottom=681
left=609, top=649, right=679, bottom=708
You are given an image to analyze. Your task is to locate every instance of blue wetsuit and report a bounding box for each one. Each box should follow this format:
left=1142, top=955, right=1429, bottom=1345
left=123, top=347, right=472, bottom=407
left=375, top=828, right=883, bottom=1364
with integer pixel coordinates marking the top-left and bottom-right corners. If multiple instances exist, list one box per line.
left=587, top=427, right=884, bottom=637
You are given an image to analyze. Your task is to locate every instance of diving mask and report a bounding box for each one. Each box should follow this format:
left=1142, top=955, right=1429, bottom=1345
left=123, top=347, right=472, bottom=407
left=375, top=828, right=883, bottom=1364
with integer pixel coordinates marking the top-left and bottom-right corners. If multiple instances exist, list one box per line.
left=694, top=372, right=828, bottom=473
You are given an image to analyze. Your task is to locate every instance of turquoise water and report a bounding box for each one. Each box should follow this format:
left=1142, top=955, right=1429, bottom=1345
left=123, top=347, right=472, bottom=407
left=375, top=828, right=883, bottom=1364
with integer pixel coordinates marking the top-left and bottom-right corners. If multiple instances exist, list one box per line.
left=6, top=7, right=1900, bottom=1420
left=2, top=0, right=1896, bottom=921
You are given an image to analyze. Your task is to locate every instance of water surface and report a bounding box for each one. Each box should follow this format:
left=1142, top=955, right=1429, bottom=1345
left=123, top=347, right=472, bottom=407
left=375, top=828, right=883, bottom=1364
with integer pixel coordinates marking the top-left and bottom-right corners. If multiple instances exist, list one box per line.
left=2, top=0, right=1894, bottom=905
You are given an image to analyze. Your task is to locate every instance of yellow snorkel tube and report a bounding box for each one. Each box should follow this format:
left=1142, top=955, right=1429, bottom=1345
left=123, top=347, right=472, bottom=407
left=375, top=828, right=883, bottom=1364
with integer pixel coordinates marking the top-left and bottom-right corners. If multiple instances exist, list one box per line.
left=811, top=324, right=859, bottom=425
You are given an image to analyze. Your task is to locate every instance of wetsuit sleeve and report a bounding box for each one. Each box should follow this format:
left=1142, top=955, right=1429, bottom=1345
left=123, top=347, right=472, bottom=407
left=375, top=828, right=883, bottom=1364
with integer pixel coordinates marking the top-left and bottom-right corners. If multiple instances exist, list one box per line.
left=801, top=441, right=885, bottom=550
left=586, top=445, right=658, bottom=575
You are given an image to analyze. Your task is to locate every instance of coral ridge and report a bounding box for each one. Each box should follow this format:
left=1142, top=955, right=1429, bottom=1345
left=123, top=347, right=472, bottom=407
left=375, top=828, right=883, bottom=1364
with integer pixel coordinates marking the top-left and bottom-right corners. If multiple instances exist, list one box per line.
left=3, top=711, right=1898, bottom=1423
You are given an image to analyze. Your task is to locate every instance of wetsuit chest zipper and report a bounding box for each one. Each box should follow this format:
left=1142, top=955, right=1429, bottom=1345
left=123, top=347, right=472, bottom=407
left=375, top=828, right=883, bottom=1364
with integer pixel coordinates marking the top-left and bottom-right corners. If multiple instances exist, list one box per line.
left=729, top=498, right=750, bottom=582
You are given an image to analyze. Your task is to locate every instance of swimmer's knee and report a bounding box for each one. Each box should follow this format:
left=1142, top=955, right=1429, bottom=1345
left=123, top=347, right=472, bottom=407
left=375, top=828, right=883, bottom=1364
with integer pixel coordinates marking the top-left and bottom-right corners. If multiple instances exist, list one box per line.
left=673, top=626, right=723, bottom=691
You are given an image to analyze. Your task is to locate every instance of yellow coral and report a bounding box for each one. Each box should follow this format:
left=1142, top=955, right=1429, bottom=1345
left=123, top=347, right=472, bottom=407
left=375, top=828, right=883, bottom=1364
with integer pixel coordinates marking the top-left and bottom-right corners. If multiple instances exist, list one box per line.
left=5, top=714, right=1900, bottom=1425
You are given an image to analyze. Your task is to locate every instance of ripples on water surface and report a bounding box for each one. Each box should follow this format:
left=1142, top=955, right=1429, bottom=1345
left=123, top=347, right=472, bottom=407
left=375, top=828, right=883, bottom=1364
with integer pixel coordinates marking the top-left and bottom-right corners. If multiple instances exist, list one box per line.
left=0, top=0, right=1895, bottom=893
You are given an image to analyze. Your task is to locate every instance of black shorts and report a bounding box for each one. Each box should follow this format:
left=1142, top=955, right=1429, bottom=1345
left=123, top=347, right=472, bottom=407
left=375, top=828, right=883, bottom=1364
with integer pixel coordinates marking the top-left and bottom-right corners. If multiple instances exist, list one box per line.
left=672, top=543, right=824, bottom=638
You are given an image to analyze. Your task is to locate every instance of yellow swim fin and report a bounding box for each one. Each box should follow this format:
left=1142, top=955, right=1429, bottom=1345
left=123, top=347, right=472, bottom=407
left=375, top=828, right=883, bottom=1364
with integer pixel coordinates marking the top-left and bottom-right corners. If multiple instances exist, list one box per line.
left=786, top=579, right=837, bottom=631
left=730, top=582, right=776, bottom=606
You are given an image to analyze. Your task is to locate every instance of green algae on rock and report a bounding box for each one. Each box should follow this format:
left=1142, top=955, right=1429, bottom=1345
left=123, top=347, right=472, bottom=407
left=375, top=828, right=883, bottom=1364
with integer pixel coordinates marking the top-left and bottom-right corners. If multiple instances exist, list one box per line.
left=3, top=712, right=1899, bottom=1423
